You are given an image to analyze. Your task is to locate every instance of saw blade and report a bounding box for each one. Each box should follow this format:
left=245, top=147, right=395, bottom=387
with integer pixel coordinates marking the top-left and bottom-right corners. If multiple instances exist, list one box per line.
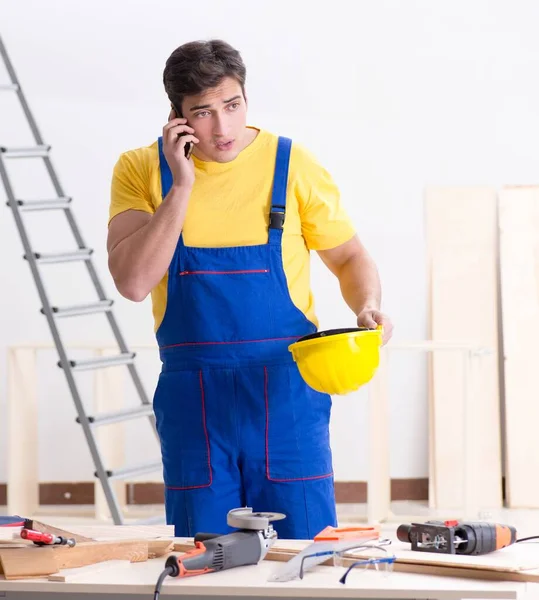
left=268, top=537, right=379, bottom=582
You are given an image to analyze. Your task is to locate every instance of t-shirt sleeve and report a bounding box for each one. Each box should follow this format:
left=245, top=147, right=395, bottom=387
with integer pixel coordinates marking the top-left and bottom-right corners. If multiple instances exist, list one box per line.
left=292, top=144, right=356, bottom=251
left=109, top=150, right=155, bottom=225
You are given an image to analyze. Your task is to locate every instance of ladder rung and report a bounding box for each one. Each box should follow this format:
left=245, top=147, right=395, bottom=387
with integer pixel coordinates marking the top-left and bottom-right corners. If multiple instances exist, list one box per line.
left=59, top=352, right=136, bottom=371
left=0, top=83, right=19, bottom=91
left=0, top=145, right=50, bottom=158
left=96, top=461, right=162, bottom=481
left=43, top=300, right=114, bottom=319
left=77, top=404, right=153, bottom=427
left=14, top=197, right=72, bottom=212
left=28, top=249, right=93, bottom=264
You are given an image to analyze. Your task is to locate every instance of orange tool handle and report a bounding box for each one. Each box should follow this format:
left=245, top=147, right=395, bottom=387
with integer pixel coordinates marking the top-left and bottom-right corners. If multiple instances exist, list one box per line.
left=176, top=541, right=215, bottom=577
left=495, top=524, right=517, bottom=550
left=314, top=525, right=380, bottom=541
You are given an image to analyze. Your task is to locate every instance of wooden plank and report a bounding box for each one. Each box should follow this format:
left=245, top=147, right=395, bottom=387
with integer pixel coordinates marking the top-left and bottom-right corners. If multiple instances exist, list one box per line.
left=426, top=258, right=437, bottom=509
left=59, top=523, right=173, bottom=540
left=427, top=351, right=437, bottom=508
left=366, top=347, right=390, bottom=523
left=0, top=539, right=148, bottom=579
left=0, top=547, right=59, bottom=579
left=7, top=348, right=39, bottom=517
left=498, top=186, right=539, bottom=507
left=48, top=559, right=126, bottom=582
left=425, top=186, right=503, bottom=511
left=147, top=539, right=174, bottom=558
left=52, top=539, right=148, bottom=569
left=25, top=520, right=94, bottom=543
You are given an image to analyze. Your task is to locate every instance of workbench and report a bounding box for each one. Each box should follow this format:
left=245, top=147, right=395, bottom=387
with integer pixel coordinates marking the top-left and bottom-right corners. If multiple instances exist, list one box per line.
left=0, top=525, right=535, bottom=600
left=0, top=556, right=532, bottom=600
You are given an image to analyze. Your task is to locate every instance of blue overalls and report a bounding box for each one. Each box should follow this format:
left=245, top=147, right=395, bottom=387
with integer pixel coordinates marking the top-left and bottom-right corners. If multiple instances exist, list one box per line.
left=152, top=135, right=338, bottom=539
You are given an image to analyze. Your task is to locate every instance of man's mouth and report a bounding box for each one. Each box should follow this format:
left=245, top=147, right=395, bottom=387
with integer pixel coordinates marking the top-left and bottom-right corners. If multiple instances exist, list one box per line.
left=215, top=140, right=234, bottom=151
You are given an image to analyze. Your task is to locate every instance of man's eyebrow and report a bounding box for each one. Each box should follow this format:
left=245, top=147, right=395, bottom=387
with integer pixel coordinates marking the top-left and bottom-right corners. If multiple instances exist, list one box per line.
left=189, top=95, right=242, bottom=112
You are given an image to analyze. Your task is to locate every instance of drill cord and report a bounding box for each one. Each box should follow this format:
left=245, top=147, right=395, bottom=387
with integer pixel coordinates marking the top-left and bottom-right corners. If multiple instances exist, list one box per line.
left=153, top=565, right=175, bottom=600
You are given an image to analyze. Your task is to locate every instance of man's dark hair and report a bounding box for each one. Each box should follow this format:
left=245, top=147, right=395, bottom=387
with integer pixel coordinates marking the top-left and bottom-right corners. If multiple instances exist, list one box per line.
left=163, top=39, right=246, bottom=113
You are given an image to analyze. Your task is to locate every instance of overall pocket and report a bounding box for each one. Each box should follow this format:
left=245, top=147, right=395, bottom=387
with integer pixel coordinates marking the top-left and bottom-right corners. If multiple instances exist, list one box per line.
left=153, top=369, right=212, bottom=489
left=265, top=364, right=334, bottom=481
left=176, top=268, right=274, bottom=343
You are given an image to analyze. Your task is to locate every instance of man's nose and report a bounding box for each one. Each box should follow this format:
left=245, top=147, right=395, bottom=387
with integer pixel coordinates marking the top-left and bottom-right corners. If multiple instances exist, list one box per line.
left=212, top=113, right=229, bottom=137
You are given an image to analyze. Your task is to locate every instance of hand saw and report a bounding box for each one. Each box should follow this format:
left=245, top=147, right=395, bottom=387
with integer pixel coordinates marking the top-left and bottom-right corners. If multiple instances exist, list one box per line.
left=268, top=525, right=383, bottom=582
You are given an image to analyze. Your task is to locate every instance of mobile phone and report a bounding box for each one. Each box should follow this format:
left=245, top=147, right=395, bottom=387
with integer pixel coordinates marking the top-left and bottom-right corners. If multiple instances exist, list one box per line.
left=172, top=103, right=193, bottom=159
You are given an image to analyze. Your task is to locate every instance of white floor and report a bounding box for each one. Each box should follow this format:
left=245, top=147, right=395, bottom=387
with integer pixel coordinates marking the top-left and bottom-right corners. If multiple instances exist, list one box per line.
left=5, top=501, right=539, bottom=541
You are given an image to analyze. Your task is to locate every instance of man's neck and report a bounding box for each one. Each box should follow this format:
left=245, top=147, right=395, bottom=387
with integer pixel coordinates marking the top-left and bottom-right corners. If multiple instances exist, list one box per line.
left=239, top=126, right=259, bottom=152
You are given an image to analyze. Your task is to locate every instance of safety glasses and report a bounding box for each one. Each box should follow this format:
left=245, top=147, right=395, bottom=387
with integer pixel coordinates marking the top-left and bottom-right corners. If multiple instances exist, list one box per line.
left=338, top=554, right=396, bottom=584
left=298, top=541, right=396, bottom=582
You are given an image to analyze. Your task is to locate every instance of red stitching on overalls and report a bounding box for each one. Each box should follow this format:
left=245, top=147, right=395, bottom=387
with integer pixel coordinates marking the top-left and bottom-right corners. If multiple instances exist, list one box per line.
left=264, top=366, right=333, bottom=482
left=179, top=269, right=269, bottom=276
left=166, top=370, right=213, bottom=491
left=161, top=336, right=300, bottom=350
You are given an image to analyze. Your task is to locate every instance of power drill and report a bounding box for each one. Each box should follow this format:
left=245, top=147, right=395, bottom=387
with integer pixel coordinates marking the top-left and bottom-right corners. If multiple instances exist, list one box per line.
left=397, top=520, right=517, bottom=556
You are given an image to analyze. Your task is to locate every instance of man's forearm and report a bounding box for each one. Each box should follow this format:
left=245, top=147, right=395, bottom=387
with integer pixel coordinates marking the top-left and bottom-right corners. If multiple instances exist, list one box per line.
left=336, top=252, right=382, bottom=316
left=108, top=186, right=191, bottom=301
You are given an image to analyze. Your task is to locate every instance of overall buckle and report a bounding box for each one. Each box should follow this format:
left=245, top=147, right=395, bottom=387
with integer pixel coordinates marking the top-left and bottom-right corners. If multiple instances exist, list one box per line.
left=269, top=206, right=286, bottom=230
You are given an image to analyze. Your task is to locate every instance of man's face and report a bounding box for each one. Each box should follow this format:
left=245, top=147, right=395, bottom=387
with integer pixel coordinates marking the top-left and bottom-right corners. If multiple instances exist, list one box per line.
left=181, top=76, right=248, bottom=163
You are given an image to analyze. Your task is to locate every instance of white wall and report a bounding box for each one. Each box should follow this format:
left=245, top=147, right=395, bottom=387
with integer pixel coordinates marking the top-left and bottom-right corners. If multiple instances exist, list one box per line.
left=1, top=0, right=539, bottom=486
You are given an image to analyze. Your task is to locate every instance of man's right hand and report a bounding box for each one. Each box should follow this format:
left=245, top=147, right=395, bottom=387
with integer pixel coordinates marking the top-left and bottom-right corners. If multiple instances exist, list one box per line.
left=162, top=110, right=199, bottom=189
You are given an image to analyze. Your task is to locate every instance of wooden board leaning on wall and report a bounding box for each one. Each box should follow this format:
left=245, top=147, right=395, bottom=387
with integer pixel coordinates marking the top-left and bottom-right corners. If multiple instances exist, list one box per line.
left=425, top=187, right=503, bottom=511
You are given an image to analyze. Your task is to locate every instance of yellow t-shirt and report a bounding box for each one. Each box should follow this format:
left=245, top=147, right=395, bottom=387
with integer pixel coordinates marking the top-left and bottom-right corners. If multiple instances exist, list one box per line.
left=109, top=127, right=356, bottom=332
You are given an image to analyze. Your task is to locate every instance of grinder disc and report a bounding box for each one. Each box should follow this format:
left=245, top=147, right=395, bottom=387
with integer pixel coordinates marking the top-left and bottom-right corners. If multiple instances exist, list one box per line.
left=227, top=507, right=286, bottom=530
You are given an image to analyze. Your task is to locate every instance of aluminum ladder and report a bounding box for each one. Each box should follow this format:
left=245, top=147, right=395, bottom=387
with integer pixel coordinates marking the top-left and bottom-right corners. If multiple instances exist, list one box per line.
left=0, top=35, right=163, bottom=525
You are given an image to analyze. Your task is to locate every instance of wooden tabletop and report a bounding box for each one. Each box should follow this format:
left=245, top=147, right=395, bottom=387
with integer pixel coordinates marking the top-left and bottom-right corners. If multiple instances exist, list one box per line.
left=0, top=524, right=533, bottom=599
left=0, top=554, right=530, bottom=599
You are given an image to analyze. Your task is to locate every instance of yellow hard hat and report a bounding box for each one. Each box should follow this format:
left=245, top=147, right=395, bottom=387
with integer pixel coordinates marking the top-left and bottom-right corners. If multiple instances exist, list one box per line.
left=288, top=326, right=383, bottom=395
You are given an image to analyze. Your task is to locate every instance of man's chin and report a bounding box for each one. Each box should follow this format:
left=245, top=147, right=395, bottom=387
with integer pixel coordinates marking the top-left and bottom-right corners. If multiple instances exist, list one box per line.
left=209, top=150, right=240, bottom=163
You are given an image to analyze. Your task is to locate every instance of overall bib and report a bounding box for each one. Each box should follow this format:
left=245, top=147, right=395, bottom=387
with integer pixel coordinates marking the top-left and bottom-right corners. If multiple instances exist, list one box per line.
left=153, top=135, right=338, bottom=539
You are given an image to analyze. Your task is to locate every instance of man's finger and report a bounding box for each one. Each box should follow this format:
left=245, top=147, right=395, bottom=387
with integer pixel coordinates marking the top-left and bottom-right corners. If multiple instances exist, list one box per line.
left=164, top=123, right=194, bottom=136
left=171, top=134, right=199, bottom=157
left=163, top=117, right=188, bottom=132
left=358, top=313, right=378, bottom=329
left=165, top=128, right=197, bottom=147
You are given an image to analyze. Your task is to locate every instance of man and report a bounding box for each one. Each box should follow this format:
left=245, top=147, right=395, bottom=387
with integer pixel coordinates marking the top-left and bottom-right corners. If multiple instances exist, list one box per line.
left=107, top=39, right=393, bottom=539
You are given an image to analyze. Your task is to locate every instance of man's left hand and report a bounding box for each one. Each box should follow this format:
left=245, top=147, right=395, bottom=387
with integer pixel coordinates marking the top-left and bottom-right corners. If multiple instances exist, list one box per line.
left=356, top=308, right=393, bottom=345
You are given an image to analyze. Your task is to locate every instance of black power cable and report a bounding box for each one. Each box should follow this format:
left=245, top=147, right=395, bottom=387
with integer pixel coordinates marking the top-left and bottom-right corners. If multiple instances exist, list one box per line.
left=153, top=556, right=180, bottom=599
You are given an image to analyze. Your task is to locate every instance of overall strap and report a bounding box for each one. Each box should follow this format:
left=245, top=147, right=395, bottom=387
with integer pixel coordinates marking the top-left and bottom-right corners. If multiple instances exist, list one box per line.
left=269, top=136, right=292, bottom=246
left=158, top=136, right=173, bottom=197
left=158, top=136, right=185, bottom=247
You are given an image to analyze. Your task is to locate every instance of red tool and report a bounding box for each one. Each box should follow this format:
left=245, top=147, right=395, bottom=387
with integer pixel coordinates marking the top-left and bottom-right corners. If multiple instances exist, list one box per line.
left=20, top=528, right=76, bottom=547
